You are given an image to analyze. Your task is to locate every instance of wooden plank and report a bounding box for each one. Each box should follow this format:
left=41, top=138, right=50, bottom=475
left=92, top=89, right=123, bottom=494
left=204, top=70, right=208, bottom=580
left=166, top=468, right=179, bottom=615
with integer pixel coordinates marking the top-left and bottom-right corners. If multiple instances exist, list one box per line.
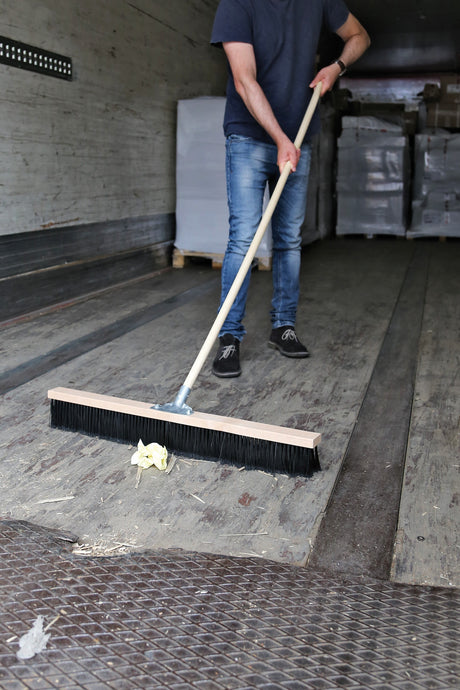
left=391, top=243, right=460, bottom=588
left=0, top=246, right=170, bottom=322
left=173, top=249, right=226, bottom=270
left=0, top=0, right=226, bottom=236
left=173, top=248, right=272, bottom=271
left=173, top=249, right=224, bottom=269
left=0, top=213, right=174, bottom=278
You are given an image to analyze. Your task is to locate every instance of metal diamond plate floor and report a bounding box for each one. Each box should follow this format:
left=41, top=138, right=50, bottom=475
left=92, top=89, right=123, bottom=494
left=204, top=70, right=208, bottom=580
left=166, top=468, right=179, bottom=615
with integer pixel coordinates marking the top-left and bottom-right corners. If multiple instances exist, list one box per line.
left=0, top=521, right=458, bottom=689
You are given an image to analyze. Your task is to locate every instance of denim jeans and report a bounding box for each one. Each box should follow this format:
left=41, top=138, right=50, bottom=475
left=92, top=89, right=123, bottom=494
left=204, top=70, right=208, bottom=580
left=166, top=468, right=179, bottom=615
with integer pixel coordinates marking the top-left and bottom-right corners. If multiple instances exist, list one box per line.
left=218, top=134, right=312, bottom=340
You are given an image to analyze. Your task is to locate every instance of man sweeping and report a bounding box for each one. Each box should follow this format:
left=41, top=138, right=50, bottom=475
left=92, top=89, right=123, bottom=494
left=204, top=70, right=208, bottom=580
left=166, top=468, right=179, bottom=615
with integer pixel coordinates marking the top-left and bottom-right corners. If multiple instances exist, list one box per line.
left=210, top=0, right=370, bottom=377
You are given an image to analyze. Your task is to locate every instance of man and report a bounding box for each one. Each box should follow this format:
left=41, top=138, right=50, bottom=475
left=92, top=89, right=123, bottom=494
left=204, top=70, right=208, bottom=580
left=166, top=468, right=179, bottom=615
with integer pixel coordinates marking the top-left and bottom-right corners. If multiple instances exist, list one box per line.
left=211, top=0, right=370, bottom=377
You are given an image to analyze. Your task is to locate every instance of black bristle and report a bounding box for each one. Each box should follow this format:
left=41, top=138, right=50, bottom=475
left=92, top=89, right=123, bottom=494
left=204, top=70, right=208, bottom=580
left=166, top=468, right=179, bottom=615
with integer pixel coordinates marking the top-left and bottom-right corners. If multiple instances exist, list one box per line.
left=50, top=400, right=320, bottom=477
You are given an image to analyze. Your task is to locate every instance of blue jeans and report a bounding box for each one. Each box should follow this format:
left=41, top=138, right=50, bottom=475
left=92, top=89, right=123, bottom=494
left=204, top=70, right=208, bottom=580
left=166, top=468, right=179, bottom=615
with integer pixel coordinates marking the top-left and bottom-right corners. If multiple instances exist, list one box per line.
left=218, top=135, right=312, bottom=340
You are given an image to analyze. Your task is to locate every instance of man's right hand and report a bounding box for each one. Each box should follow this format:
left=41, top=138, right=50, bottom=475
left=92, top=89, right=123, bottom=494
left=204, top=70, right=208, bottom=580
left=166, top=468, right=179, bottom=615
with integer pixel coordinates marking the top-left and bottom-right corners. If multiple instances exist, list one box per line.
left=276, top=136, right=301, bottom=175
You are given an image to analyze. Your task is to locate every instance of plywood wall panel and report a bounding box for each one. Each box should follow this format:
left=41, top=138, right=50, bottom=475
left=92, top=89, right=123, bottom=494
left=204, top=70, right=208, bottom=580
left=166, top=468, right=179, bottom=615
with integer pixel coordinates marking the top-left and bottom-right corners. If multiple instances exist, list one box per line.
left=0, top=0, right=226, bottom=236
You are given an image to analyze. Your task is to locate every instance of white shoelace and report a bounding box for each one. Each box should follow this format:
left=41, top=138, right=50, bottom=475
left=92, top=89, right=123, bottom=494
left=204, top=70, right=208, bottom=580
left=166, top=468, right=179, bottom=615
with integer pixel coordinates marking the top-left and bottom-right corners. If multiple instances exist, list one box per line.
left=281, top=328, right=299, bottom=342
left=219, top=344, right=237, bottom=360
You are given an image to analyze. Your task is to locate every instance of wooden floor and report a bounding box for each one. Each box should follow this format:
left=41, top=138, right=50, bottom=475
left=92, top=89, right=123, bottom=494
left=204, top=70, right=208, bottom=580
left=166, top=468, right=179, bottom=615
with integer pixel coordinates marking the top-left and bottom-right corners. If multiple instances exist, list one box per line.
left=0, top=238, right=458, bottom=588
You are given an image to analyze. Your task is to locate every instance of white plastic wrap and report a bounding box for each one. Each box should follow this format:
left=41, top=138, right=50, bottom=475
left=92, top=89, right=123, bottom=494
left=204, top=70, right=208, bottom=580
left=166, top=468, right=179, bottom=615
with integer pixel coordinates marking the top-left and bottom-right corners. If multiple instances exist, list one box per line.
left=341, top=115, right=404, bottom=134
left=412, top=133, right=460, bottom=199
left=336, top=118, right=409, bottom=236
left=16, top=616, right=50, bottom=660
left=337, top=134, right=408, bottom=193
left=408, top=192, right=460, bottom=238
left=336, top=192, right=407, bottom=236
left=175, top=97, right=271, bottom=258
left=409, top=132, right=460, bottom=238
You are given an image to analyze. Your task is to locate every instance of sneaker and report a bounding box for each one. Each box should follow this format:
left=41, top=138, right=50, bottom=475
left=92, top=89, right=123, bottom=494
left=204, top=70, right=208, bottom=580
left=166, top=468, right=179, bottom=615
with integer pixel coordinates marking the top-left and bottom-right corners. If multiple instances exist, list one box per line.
left=212, top=334, right=241, bottom=377
left=268, top=326, right=310, bottom=358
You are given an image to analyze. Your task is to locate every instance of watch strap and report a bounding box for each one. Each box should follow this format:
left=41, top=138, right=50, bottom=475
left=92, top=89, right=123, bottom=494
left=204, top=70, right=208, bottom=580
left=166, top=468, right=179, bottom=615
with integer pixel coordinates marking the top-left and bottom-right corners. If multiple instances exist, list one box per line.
left=334, top=59, right=347, bottom=76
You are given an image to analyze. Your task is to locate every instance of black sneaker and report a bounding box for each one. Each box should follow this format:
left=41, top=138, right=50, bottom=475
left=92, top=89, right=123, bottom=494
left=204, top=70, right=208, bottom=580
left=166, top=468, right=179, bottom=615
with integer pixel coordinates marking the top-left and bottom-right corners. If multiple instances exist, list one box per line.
left=268, top=326, right=310, bottom=358
left=212, top=334, right=241, bottom=377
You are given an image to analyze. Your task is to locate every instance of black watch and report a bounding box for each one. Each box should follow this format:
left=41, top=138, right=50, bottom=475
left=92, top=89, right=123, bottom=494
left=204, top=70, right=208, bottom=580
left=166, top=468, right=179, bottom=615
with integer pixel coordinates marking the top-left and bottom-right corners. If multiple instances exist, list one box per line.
left=334, top=59, right=347, bottom=76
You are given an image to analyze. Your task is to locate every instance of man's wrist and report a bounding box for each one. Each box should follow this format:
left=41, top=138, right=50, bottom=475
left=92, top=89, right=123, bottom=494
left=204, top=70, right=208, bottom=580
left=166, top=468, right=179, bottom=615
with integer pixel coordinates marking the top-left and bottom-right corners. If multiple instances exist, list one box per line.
left=333, top=59, right=347, bottom=76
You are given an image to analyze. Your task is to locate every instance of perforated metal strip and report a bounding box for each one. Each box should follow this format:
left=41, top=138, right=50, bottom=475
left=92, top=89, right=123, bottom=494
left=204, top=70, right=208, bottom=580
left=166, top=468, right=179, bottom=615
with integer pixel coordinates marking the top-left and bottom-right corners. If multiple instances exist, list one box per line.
left=0, top=35, right=72, bottom=80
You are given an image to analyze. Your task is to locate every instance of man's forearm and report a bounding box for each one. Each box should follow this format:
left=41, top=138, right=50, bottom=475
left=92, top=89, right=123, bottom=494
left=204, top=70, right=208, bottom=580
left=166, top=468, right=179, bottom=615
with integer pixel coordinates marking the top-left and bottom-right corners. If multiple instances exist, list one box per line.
left=336, top=14, right=371, bottom=69
left=224, top=41, right=300, bottom=172
left=234, top=76, right=286, bottom=147
left=235, top=75, right=300, bottom=172
left=339, top=31, right=371, bottom=69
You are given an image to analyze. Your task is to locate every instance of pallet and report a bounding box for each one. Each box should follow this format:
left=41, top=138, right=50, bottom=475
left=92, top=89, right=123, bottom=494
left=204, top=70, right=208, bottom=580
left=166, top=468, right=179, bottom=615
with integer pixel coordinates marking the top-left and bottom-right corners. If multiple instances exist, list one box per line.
left=173, top=248, right=271, bottom=271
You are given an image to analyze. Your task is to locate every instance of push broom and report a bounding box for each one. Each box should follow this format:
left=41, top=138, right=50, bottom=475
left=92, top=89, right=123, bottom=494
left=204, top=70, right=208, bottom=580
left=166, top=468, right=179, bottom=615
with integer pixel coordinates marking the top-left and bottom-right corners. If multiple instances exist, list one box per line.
left=49, top=83, right=322, bottom=476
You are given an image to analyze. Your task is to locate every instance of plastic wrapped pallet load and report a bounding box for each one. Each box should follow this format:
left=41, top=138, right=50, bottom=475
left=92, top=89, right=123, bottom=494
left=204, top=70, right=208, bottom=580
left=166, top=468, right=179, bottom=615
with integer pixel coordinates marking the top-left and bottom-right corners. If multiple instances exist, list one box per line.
left=336, top=116, right=409, bottom=237
left=408, top=132, right=460, bottom=238
left=175, top=97, right=271, bottom=266
left=410, top=192, right=460, bottom=239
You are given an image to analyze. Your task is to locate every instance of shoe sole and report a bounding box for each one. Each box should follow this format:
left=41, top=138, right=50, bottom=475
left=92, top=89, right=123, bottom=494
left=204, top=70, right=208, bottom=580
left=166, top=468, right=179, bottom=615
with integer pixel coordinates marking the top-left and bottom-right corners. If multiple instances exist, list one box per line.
left=268, top=341, right=310, bottom=358
left=212, top=367, right=242, bottom=378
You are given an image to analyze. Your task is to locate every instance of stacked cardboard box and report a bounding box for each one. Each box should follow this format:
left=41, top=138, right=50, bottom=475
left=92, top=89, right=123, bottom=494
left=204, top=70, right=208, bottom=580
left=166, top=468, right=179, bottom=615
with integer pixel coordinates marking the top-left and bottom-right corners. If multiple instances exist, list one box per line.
left=425, top=75, right=460, bottom=129
left=336, top=116, right=409, bottom=236
left=408, top=132, right=460, bottom=238
left=175, top=97, right=272, bottom=262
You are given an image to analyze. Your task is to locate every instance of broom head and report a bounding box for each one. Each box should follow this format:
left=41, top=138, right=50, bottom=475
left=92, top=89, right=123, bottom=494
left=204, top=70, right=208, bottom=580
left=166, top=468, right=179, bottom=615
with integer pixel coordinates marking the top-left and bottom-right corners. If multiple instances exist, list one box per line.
left=48, top=387, right=321, bottom=476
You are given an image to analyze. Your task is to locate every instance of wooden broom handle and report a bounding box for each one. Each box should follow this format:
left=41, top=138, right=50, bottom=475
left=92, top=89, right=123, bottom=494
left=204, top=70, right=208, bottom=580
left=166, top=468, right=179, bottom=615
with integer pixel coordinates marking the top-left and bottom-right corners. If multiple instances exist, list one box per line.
left=182, top=82, right=322, bottom=395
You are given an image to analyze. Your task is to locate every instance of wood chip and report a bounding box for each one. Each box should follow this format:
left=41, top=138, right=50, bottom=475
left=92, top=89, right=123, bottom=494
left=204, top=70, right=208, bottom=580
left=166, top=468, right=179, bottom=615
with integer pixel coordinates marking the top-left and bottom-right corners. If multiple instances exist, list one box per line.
left=35, top=496, right=75, bottom=504
left=44, top=615, right=60, bottom=632
left=219, top=531, right=268, bottom=537
left=165, top=457, right=176, bottom=474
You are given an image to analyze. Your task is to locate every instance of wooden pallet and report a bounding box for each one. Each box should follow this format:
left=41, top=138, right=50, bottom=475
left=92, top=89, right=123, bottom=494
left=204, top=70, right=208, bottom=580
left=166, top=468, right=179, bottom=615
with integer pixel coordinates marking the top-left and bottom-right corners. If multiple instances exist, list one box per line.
left=173, top=248, right=272, bottom=271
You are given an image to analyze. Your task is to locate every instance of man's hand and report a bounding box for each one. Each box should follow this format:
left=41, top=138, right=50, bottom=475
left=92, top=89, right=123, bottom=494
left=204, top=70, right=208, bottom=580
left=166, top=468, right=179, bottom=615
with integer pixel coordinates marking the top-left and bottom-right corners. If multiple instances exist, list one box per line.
left=310, top=64, right=342, bottom=96
left=276, top=135, right=301, bottom=174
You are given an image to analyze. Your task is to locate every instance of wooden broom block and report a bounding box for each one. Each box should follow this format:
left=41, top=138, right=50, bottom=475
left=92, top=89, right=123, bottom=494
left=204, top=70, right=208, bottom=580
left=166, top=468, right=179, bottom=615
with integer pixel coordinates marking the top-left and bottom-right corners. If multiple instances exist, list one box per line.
left=48, top=387, right=321, bottom=449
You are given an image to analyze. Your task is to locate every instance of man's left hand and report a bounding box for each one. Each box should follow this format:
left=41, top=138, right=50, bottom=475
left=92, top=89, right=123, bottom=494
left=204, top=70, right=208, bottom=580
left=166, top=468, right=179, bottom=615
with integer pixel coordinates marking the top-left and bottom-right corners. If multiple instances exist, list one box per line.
left=310, top=64, right=341, bottom=95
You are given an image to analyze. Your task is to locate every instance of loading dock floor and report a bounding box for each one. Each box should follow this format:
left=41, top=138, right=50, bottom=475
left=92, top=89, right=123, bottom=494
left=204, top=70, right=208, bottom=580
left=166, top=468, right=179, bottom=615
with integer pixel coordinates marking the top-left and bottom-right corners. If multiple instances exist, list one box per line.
left=0, top=238, right=458, bottom=687
left=0, top=238, right=458, bottom=587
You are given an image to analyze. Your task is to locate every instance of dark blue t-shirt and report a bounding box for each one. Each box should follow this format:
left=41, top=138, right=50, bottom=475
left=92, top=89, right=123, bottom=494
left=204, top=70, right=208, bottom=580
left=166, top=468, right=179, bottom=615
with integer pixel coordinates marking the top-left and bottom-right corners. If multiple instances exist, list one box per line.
left=211, top=0, right=349, bottom=143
